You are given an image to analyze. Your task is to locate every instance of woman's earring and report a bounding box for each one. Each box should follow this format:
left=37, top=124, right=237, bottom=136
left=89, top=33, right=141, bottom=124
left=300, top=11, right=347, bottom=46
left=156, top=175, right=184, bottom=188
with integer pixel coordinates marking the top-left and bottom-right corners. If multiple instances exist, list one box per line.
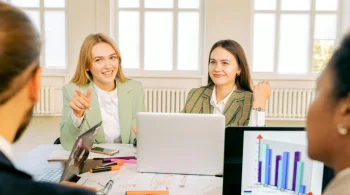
left=337, top=124, right=348, bottom=135
left=237, top=74, right=240, bottom=77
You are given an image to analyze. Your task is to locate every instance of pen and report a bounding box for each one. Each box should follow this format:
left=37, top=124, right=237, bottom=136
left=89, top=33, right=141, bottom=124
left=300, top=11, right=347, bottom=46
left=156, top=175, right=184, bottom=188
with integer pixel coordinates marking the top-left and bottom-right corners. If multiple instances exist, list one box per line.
left=98, top=160, right=124, bottom=167
left=102, top=180, right=114, bottom=195
left=125, top=190, right=169, bottom=195
left=90, top=165, right=120, bottom=173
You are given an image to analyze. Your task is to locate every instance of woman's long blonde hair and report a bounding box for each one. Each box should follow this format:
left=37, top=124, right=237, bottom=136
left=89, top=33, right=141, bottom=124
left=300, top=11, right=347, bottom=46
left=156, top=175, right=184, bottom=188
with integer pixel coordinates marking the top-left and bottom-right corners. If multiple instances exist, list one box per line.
left=71, top=33, right=129, bottom=85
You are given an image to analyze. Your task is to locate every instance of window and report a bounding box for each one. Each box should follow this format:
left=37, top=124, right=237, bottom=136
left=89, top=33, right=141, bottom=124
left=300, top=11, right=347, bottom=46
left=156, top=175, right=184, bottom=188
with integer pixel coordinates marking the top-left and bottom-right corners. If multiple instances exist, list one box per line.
left=4, top=0, right=67, bottom=69
left=252, top=0, right=340, bottom=77
left=113, top=0, right=204, bottom=75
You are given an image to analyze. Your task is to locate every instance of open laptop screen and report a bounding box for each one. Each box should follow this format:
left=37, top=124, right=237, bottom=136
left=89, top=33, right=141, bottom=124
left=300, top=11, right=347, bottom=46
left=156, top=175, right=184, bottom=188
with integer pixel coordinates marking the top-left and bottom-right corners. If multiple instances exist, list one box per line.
left=60, top=121, right=102, bottom=182
left=223, top=127, right=333, bottom=195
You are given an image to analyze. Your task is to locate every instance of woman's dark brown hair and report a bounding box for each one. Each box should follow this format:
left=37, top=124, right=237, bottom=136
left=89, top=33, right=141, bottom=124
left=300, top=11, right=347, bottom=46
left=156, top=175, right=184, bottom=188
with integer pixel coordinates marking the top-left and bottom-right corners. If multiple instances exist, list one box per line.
left=206, top=40, right=253, bottom=93
left=0, top=2, right=41, bottom=105
left=328, top=34, right=350, bottom=99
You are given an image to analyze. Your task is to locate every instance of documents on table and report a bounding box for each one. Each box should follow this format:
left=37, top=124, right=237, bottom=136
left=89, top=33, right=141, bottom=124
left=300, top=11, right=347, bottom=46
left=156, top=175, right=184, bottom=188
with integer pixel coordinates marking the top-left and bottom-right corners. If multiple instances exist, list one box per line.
left=77, top=164, right=222, bottom=195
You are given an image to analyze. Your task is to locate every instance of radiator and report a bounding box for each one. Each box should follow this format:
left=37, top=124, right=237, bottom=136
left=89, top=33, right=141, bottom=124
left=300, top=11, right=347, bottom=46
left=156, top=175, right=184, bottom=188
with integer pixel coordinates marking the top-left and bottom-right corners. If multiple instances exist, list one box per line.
left=33, top=87, right=58, bottom=116
left=144, top=88, right=191, bottom=113
left=145, top=88, right=316, bottom=120
left=34, top=87, right=316, bottom=120
left=266, top=88, right=316, bottom=120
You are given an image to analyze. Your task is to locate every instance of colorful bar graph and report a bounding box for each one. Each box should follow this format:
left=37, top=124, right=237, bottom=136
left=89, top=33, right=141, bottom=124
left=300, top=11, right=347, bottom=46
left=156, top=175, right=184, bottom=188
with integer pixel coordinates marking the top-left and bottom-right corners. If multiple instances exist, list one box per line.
left=265, top=148, right=272, bottom=185
left=299, top=185, right=306, bottom=194
left=274, top=155, right=281, bottom=186
left=278, top=160, right=283, bottom=189
left=258, top=161, right=262, bottom=182
left=281, top=152, right=289, bottom=189
left=256, top=138, right=310, bottom=193
left=292, top=151, right=301, bottom=191
left=296, top=161, right=304, bottom=193
left=261, top=144, right=268, bottom=184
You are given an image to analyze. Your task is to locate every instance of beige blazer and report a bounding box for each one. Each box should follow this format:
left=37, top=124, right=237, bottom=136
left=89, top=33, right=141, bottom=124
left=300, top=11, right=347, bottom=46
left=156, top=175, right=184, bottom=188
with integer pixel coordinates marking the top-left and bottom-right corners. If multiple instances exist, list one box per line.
left=181, top=86, right=253, bottom=126
left=323, top=168, right=350, bottom=195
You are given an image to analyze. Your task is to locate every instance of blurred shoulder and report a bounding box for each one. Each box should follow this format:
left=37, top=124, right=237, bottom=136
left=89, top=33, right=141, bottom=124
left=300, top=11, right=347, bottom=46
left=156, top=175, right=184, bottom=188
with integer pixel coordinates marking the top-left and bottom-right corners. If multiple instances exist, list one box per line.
left=63, top=82, right=82, bottom=90
left=187, top=86, right=213, bottom=99
left=123, top=79, right=143, bottom=89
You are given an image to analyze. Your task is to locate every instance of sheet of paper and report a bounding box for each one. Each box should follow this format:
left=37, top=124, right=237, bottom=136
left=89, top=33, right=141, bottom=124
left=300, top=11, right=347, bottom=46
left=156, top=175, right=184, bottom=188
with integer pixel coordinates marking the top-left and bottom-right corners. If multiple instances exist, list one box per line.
left=78, top=164, right=222, bottom=195
left=47, top=144, right=136, bottom=161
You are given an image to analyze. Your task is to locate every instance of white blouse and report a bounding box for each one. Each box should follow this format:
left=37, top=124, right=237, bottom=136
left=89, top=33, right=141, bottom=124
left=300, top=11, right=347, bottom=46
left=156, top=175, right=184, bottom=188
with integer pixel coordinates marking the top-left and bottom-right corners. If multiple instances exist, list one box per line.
left=210, top=86, right=265, bottom=126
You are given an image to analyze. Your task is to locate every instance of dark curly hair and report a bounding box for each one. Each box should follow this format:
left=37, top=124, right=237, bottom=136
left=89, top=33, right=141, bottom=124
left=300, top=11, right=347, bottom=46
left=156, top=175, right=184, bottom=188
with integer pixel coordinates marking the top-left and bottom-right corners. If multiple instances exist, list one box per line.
left=328, top=34, right=350, bottom=99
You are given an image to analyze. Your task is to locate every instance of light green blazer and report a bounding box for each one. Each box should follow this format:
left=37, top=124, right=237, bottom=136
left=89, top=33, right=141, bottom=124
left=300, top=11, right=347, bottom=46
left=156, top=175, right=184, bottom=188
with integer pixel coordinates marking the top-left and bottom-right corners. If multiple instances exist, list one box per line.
left=60, top=79, right=144, bottom=150
left=181, top=86, right=253, bottom=127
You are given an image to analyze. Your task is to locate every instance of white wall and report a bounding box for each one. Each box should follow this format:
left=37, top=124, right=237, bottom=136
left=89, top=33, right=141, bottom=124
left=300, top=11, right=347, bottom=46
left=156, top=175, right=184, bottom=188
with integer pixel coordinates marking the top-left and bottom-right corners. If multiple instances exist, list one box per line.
left=38, top=0, right=350, bottom=119
left=15, top=0, right=350, bottom=157
left=42, top=0, right=350, bottom=88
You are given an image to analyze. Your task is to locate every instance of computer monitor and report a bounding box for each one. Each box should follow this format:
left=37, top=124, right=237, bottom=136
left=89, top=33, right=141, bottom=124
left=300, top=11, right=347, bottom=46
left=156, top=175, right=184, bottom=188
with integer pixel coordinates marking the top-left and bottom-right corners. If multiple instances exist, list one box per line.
left=223, top=127, right=334, bottom=195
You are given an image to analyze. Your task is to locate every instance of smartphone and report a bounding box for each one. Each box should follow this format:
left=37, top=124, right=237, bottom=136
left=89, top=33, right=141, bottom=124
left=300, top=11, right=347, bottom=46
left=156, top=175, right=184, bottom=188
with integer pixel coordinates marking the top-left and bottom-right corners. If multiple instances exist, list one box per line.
left=91, top=147, right=119, bottom=156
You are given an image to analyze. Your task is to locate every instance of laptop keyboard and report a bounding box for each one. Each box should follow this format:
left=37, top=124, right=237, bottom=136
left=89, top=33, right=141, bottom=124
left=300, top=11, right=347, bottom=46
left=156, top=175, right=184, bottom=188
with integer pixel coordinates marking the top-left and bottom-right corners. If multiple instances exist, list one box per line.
left=37, top=168, right=63, bottom=183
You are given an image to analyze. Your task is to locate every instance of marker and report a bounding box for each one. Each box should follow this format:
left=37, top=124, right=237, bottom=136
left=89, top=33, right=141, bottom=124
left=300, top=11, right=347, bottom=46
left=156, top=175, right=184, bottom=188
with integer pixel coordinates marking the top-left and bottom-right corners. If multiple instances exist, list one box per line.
left=97, top=160, right=124, bottom=167
left=102, top=157, right=136, bottom=162
left=126, top=190, right=169, bottom=195
left=110, top=159, right=137, bottom=164
left=94, top=156, right=137, bottom=161
left=103, top=156, right=136, bottom=160
left=90, top=165, right=120, bottom=173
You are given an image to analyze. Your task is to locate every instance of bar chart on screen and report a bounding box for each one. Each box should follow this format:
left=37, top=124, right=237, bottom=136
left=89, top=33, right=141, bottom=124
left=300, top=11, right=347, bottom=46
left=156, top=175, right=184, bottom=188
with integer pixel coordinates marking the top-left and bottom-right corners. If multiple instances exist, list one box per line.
left=241, top=131, right=323, bottom=195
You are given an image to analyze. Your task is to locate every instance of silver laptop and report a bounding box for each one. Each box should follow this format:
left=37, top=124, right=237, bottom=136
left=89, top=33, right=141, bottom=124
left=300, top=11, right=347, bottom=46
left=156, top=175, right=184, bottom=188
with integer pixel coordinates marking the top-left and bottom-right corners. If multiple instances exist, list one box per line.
left=136, top=112, right=225, bottom=175
left=36, top=121, right=102, bottom=183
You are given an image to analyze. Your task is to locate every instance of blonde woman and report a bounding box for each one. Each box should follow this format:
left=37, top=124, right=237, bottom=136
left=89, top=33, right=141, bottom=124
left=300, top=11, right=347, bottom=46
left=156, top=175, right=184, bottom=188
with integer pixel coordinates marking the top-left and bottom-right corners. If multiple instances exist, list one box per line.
left=60, top=33, right=144, bottom=150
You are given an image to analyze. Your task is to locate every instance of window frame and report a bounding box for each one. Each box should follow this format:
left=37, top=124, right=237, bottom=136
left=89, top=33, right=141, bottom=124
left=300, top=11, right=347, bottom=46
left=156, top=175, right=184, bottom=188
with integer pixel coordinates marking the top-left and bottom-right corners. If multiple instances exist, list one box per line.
left=6, top=0, right=68, bottom=75
left=250, top=0, right=342, bottom=81
left=111, top=0, right=205, bottom=78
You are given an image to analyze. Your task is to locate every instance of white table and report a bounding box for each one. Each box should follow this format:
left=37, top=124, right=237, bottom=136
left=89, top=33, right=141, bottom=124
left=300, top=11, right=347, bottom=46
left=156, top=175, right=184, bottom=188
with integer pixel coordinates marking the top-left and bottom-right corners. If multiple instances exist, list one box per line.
left=15, top=144, right=223, bottom=195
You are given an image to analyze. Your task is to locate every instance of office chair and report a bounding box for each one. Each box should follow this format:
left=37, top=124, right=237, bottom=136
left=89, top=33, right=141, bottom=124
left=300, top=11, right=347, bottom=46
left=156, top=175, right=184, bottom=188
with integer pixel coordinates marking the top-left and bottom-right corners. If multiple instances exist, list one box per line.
left=53, top=137, right=61, bottom=144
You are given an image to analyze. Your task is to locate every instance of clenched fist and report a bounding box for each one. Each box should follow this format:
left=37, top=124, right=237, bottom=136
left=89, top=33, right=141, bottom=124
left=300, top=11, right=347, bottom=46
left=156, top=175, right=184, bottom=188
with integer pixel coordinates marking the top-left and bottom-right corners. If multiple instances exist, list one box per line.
left=253, top=81, right=272, bottom=109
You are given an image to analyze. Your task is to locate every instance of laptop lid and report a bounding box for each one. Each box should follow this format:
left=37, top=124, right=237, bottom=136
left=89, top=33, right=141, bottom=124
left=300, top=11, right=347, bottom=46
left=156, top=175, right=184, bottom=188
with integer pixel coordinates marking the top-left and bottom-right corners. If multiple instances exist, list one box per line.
left=60, top=121, right=102, bottom=182
left=223, top=127, right=333, bottom=195
left=136, top=112, right=225, bottom=175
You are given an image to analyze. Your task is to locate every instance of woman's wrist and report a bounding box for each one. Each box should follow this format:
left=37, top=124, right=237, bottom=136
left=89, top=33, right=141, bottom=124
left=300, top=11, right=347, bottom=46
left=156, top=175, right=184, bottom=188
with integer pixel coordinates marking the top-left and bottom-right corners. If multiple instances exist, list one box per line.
left=74, top=111, right=84, bottom=118
left=253, top=101, right=266, bottom=110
